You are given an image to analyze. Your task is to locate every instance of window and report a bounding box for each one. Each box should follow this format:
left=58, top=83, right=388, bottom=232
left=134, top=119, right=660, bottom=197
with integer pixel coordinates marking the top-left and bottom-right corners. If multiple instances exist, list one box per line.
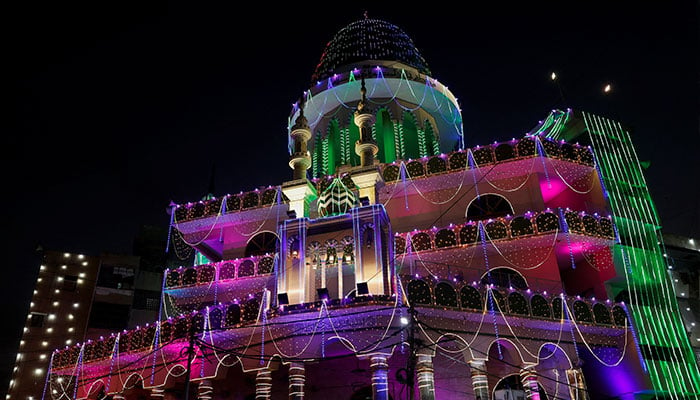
left=62, top=275, right=78, bottom=291
left=30, top=313, right=46, bottom=328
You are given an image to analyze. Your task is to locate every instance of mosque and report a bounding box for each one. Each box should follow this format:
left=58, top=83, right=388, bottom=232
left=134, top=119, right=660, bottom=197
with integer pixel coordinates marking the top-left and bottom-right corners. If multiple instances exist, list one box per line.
left=46, top=17, right=699, bottom=400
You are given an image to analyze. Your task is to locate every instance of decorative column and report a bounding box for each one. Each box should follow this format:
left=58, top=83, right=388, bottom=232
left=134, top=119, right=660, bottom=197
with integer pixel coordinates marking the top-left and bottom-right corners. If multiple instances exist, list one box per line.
left=289, top=361, right=305, bottom=400
left=150, top=387, right=165, bottom=400
left=370, top=354, right=390, bottom=400
left=566, top=368, right=589, bottom=400
left=198, top=379, right=214, bottom=400
left=256, top=369, right=273, bottom=400
left=469, top=360, right=489, bottom=400
left=416, top=354, right=435, bottom=400
left=289, top=100, right=312, bottom=181
left=519, top=364, right=541, bottom=400
left=354, top=77, right=378, bottom=168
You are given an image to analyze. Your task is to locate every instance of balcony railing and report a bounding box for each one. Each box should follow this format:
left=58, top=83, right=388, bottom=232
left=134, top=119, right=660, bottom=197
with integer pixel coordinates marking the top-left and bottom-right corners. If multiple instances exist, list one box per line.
left=173, top=186, right=286, bottom=223
left=164, top=254, right=277, bottom=289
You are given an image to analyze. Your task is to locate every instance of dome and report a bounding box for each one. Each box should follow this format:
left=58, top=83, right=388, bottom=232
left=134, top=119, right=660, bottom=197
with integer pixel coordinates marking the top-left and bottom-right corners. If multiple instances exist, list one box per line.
left=312, top=18, right=431, bottom=82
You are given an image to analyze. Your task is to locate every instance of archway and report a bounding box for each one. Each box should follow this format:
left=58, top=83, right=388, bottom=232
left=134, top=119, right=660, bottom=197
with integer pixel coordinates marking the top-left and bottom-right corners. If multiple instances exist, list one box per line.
left=245, top=231, right=280, bottom=257
left=466, top=194, right=514, bottom=220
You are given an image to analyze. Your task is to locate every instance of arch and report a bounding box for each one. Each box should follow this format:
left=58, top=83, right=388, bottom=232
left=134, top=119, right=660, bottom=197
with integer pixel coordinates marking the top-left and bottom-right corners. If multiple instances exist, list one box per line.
left=258, top=256, right=275, bottom=274
left=225, top=194, right=241, bottom=212
left=535, top=212, right=559, bottom=233
left=507, top=292, right=529, bottom=315
left=406, top=280, right=432, bottom=305
left=219, top=262, right=236, bottom=280
left=510, top=216, right=534, bottom=237
left=245, top=231, right=279, bottom=257
left=494, top=143, right=516, bottom=161
left=530, top=295, right=551, bottom=319
left=434, top=229, right=457, bottom=248
left=487, top=338, right=524, bottom=365
left=448, top=151, right=468, bottom=170
left=238, top=259, right=255, bottom=277
left=459, top=224, right=479, bottom=245
left=480, top=267, right=528, bottom=290
left=541, top=138, right=561, bottom=158
left=190, top=202, right=206, bottom=219
left=493, top=374, right=548, bottom=400
left=577, top=146, right=594, bottom=165
left=560, top=143, right=578, bottom=161
left=460, top=286, right=482, bottom=310
left=406, top=160, right=425, bottom=178
left=599, top=217, right=614, bottom=238
left=516, top=137, right=536, bottom=157
left=410, top=232, right=432, bottom=252
left=242, top=191, right=260, bottom=209
left=175, top=205, right=190, bottom=222
left=208, top=307, right=223, bottom=331
left=165, top=270, right=180, bottom=287
left=426, top=156, right=447, bottom=174
left=572, top=300, right=594, bottom=323
left=435, top=282, right=458, bottom=307
left=487, top=289, right=506, bottom=312
left=198, top=264, right=216, bottom=283
left=484, top=220, right=508, bottom=240
left=551, top=297, right=563, bottom=320
left=261, top=188, right=278, bottom=205
left=472, top=147, right=494, bottom=165
left=612, top=305, right=628, bottom=327
left=382, top=164, right=401, bottom=182
left=466, top=194, right=514, bottom=220
left=242, top=298, right=260, bottom=321
left=582, top=215, right=601, bottom=236
left=182, top=268, right=197, bottom=286
left=225, top=304, right=241, bottom=326
left=592, top=303, right=612, bottom=325
left=564, top=211, right=584, bottom=233
left=394, top=236, right=406, bottom=254
left=204, top=197, right=223, bottom=217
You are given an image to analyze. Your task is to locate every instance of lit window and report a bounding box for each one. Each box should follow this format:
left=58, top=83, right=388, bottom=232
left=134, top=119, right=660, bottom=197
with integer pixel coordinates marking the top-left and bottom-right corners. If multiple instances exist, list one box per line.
left=73, top=303, right=79, bottom=308
left=78, top=254, right=84, bottom=260
left=68, top=327, right=74, bottom=332
left=61, top=265, right=67, bottom=270
left=39, top=354, right=46, bottom=360
left=68, top=314, right=74, bottom=320
left=40, top=265, right=46, bottom=271
left=64, top=253, right=70, bottom=258
left=37, top=278, right=42, bottom=282
left=46, top=328, right=53, bottom=333
left=54, top=289, right=60, bottom=294
left=65, top=339, right=72, bottom=345
left=41, top=341, right=48, bottom=347
left=82, top=261, right=88, bottom=266
left=53, top=301, right=59, bottom=307
left=79, top=273, right=85, bottom=278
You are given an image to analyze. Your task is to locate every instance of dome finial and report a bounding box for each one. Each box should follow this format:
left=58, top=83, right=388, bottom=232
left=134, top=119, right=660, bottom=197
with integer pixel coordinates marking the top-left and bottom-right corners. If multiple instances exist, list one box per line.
left=293, top=95, right=308, bottom=130
left=357, top=75, right=367, bottom=113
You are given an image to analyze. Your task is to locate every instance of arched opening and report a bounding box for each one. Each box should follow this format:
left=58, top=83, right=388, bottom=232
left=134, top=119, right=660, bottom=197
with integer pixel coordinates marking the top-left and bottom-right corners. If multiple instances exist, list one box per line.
left=493, top=374, right=548, bottom=400
left=435, top=282, right=458, bottom=307
left=407, top=280, right=431, bottom=305
left=480, top=267, right=528, bottom=290
left=460, top=286, right=482, bottom=310
left=466, top=194, right=514, bottom=220
left=530, top=295, right=552, bottom=319
left=245, top=231, right=279, bottom=257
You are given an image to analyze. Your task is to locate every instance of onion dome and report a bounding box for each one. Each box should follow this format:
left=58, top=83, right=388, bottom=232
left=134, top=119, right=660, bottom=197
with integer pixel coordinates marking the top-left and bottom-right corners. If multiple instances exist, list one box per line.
left=317, top=178, right=358, bottom=217
left=312, top=18, right=431, bottom=82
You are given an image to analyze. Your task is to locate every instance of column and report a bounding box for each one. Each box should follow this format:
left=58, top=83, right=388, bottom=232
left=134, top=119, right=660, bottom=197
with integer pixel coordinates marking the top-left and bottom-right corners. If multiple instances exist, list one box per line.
left=370, top=354, right=389, bottom=400
left=469, top=360, right=489, bottom=400
left=256, top=369, right=273, bottom=400
left=198, top=379, right=214, bottom=400
left=289, top=361, right=305, bottom=400
left=566, top=368, right=589, bottom=400
left=520, top=364, right=541, bottom=400
left=416, top=354, right=435, bottom=400
left=150, top=388, right=165, bottom=400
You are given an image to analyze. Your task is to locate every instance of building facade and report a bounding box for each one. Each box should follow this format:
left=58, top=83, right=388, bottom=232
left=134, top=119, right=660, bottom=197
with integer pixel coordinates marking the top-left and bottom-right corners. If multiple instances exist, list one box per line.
left=47, top=18, right=699, bottom=400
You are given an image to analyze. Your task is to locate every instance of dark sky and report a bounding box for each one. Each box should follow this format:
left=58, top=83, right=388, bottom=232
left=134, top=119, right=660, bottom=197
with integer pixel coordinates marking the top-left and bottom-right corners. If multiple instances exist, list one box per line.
left=3, top=1, right=698, bottom=383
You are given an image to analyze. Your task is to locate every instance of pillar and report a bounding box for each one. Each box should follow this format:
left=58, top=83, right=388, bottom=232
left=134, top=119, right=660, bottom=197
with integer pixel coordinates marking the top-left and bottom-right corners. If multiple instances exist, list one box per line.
left=150, top=388, right=165, bottom=400
left=469, top=360, right=489, bottom=400
left=369, top=354, right=389, bottom=400
left=256, top=369, right=272, bottom=400
left=416, top=354, right=435, bottom=400
left=354, top=78, right=378, bottom=168
left=520, top=364, right=541, bottom=400
left=566, top=368, right=589, bottom=400
left=198, top=379, right=214, bottom=400
left=289, top=361, right=305, bottom=400
left=281, top=180, right=317, bottom=219
left=350, top=168, right=383, bottom=205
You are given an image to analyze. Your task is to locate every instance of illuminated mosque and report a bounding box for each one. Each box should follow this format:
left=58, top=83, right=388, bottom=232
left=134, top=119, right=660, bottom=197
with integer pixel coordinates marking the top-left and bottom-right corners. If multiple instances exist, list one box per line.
left=46, top=17, right=700, bottom=400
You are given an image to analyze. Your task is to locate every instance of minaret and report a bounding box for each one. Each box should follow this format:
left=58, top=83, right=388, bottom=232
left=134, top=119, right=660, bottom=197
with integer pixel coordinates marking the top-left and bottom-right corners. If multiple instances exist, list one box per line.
left=354, top=76, right=379, bottom=167
left=351, top=75, right=384, bottom=205
left=282, top=97, right=318, bottom=218
left=288, top=98, right=312, bottom=180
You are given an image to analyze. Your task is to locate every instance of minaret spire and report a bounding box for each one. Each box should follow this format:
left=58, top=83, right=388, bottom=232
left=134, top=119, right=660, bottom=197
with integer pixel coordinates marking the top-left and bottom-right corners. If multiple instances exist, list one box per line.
left=354, top=74, right=378, bottom=166
left=288, top=96, right=312, bottom=180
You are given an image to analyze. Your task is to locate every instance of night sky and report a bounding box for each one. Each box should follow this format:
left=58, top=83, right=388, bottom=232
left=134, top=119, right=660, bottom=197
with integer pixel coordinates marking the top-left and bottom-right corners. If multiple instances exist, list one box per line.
left=4, top=1, right=698, bottom=387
